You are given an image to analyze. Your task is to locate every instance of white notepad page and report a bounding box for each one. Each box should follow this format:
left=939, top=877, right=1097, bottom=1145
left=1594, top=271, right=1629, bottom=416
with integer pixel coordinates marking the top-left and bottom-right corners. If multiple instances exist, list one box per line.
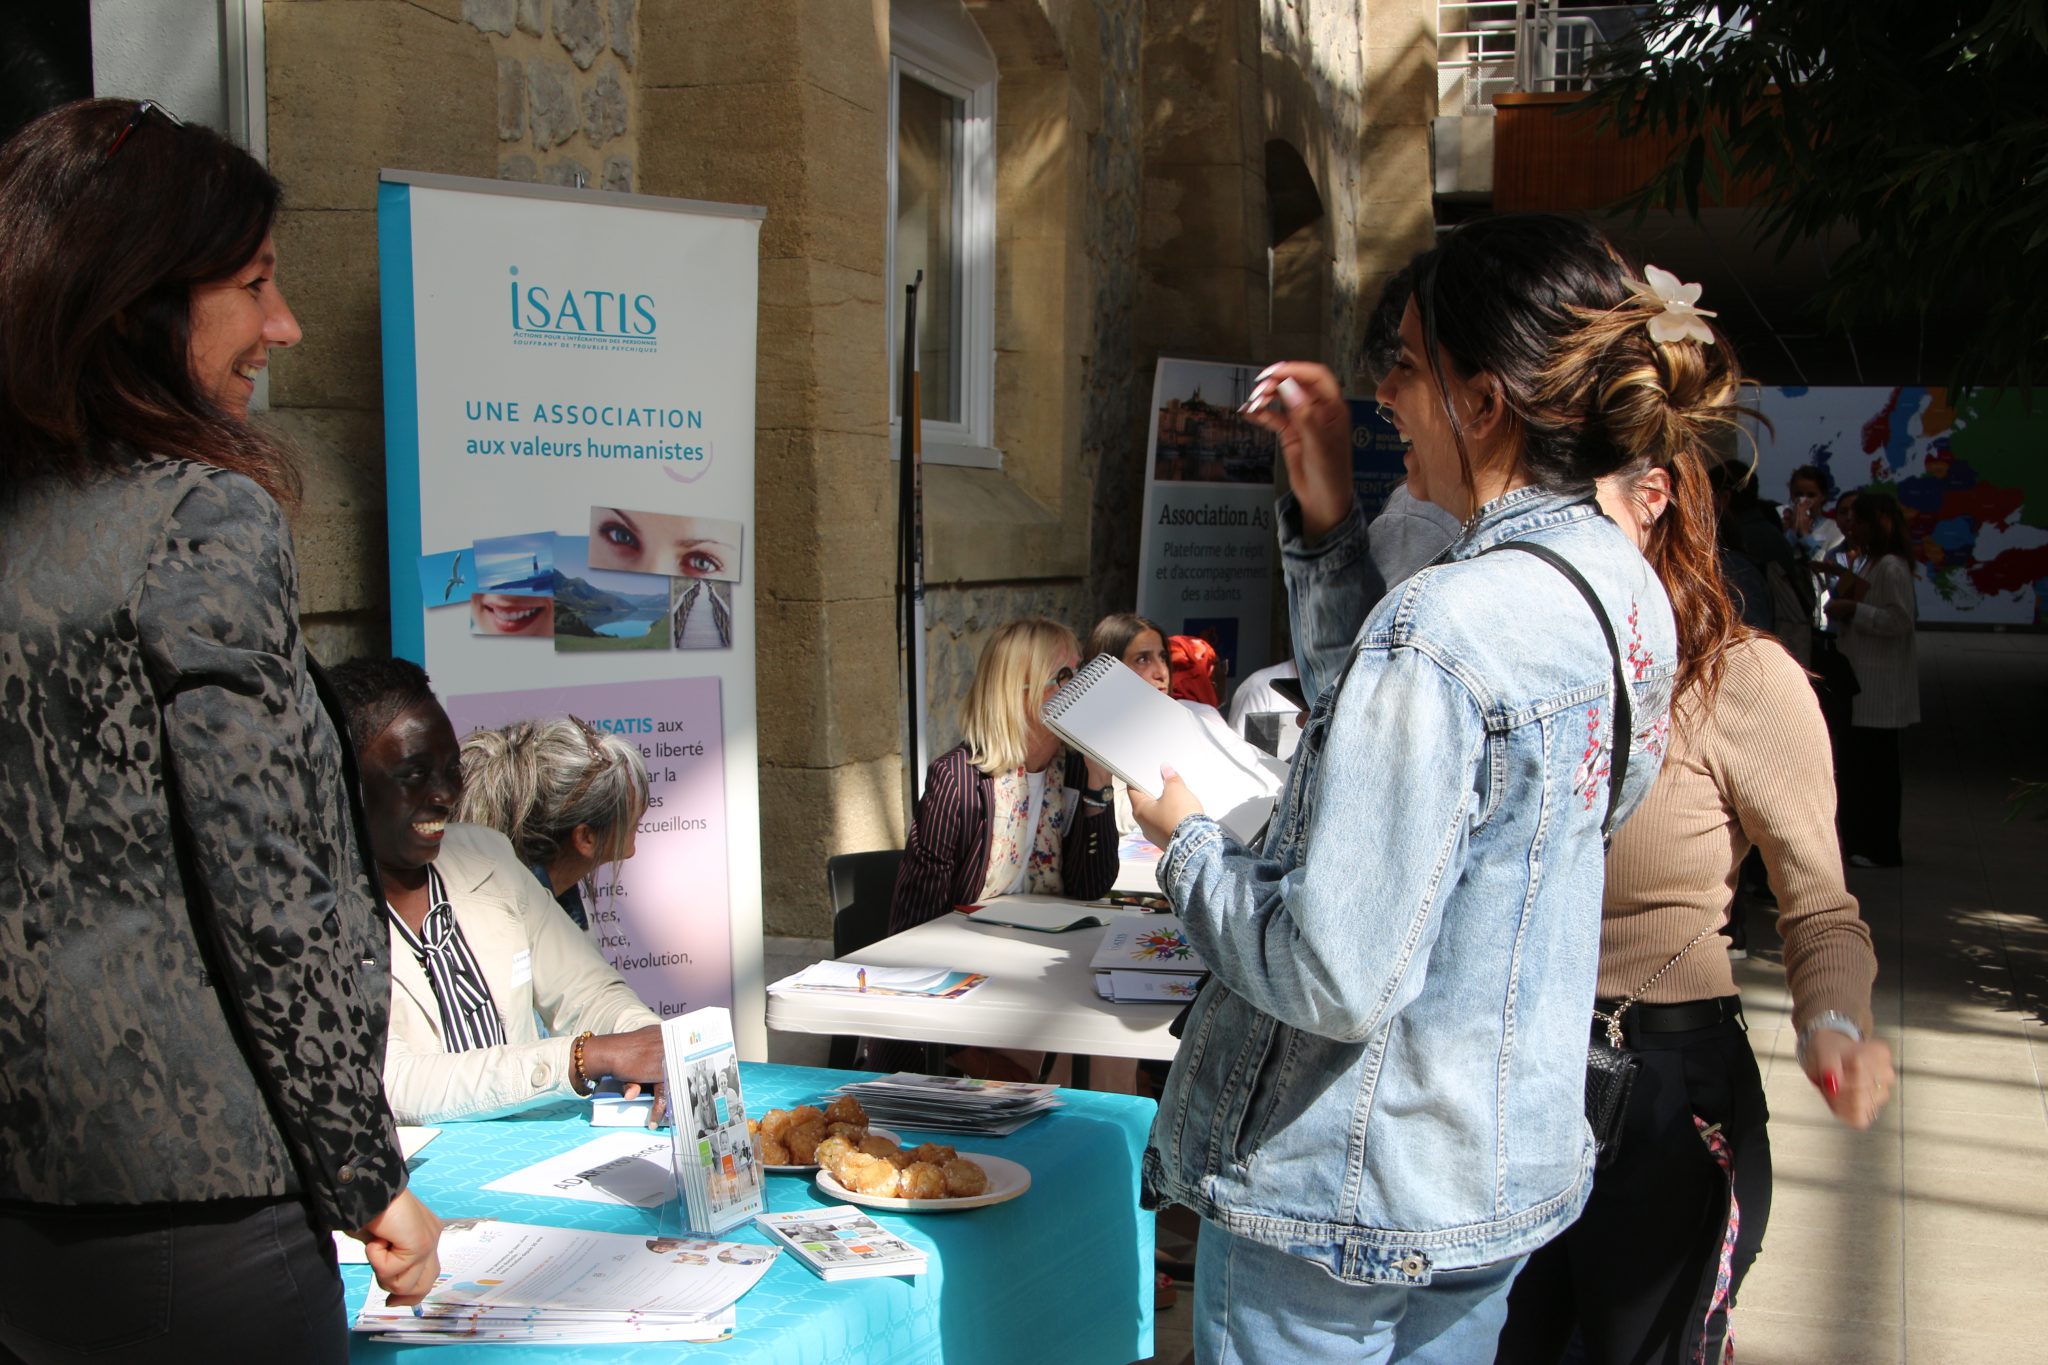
left=1041, top=655, right=1282, bottom=843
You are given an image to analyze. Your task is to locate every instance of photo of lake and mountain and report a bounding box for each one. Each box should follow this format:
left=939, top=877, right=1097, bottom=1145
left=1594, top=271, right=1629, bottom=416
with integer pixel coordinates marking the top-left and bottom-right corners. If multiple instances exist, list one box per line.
left=552, top=535, right=674, bottom=652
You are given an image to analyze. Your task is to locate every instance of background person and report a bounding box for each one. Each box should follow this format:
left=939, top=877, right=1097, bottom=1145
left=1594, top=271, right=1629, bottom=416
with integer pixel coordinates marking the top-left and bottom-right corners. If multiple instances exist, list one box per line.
left=330, top=658, right=670, bottom=1123
left=454, top=716, right=651, bottom=930
left=1134, top=214, right=1730, bottom=1362
left=0, top=99, right=437, bottom=1362
left=1496, top=428, right=1890, bottom=1365
left=1085, top=611, right=1278, bottom=832
left=1820, top=491, right=1920, bottom=866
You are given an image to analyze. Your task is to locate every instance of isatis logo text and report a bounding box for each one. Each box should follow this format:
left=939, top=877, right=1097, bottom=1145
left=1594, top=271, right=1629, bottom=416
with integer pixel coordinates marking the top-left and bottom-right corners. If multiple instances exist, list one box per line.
left=507, top=265, right=658, bottom=353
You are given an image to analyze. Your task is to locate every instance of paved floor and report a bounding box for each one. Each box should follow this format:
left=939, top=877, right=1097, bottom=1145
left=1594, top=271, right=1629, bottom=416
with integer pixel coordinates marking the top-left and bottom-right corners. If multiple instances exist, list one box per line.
left=1725, top=630, right=2048, bottom=1365
left=769, top=631, right=2048, bottom=1364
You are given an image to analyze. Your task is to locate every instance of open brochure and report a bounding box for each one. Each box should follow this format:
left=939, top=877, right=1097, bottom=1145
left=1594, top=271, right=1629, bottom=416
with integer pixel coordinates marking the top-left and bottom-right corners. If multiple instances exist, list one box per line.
left=352, top=1218, right=774, bottom=1345
left=480, top=1131, right=675, bottom=1209
left=954, top=893, right=1110, bottom=933
left=661, top=1006, right=765, bottom=1236
left=1042, top=655, right=1283, bottom=843
left=755, top=1205, right=927, bottom=1281
left=767, top=961, right=989, bottom=999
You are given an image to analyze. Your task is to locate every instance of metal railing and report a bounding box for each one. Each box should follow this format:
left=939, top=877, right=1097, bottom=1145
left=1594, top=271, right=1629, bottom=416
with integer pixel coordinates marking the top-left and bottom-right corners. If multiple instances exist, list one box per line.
left=1437, top=2, right=1637, bottom=112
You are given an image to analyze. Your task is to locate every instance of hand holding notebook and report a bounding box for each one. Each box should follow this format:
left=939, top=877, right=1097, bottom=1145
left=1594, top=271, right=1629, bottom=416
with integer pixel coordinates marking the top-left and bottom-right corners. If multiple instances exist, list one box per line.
left=1040, top=655, right=1283, bottom=843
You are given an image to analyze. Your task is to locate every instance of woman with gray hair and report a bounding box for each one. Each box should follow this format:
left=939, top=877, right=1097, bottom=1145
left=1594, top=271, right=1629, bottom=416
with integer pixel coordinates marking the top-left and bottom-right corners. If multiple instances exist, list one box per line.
left=455, top=717, right=652, bottom=930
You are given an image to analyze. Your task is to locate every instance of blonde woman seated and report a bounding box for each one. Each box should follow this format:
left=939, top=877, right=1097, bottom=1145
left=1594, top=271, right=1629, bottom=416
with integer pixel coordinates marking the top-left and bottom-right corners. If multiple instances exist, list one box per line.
left=331, top=658, right=665, bottom=1125
left=454, top=716, right=650, bottom=931
left=880, top=619, right=1117, bottom=1079
left=890, top=617, right=1118, bottom=930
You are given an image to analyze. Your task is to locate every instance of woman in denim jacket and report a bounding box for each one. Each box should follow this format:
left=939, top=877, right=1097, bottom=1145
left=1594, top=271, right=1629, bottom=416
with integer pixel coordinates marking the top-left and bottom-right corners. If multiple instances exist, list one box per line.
left=1129, top=215, right=1742, bottom=1362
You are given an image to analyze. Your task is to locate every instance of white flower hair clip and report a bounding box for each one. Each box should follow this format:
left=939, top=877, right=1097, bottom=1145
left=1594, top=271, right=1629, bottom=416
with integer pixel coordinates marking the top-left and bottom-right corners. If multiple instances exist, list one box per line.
left=1627, top=264, right=1718, bottom=346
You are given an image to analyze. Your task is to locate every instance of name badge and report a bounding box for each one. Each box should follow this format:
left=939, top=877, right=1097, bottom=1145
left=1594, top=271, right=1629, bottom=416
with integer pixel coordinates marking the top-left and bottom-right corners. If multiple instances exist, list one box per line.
left=509, top=948, right=534, bottom=988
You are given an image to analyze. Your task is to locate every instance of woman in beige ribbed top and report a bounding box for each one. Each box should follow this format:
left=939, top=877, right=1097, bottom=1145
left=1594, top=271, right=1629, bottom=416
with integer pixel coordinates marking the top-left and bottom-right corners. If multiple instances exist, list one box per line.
left=1497, top=447, right=1894, bottom=1364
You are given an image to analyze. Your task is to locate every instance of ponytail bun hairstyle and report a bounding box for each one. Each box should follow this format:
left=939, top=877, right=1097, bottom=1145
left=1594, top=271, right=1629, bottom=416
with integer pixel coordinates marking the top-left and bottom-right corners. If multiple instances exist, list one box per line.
left=454, top=717, right=651, bottom=887
left=1413, top=214, right=1753, bottom=713
left=1410, top=212, right=1745, bottom=498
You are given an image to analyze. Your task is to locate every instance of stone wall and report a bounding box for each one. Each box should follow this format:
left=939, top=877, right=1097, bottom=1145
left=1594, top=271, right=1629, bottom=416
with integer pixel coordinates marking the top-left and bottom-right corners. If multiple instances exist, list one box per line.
left=464, top=0, right=641, bottom=191
left=264, top=0, right=498, bottom=664
left=636, top=0, right=905, bottom=938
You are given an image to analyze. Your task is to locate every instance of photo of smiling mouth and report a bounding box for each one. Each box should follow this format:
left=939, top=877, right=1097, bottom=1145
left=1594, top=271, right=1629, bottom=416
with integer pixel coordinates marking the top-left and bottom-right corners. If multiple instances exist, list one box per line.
left=473, top=593, right=553, bottom=636
left=484, top=601, right=543, bottom=627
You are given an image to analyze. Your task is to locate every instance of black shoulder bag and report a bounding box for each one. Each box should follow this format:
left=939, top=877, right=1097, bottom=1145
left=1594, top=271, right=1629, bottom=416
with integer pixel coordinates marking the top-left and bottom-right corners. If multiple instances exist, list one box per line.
left=1480, top=539, right=1642, bottom=1170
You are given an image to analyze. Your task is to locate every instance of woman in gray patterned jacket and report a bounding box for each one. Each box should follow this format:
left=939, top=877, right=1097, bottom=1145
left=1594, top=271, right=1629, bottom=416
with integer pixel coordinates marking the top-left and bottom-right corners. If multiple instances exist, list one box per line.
left=0, top=101, right=439, bottom=1363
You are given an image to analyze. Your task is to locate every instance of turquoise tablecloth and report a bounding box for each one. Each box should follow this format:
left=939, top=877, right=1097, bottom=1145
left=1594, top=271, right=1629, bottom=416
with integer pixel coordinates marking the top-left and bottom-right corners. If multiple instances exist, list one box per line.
left=346, top=1062, right=1156, bottom=1363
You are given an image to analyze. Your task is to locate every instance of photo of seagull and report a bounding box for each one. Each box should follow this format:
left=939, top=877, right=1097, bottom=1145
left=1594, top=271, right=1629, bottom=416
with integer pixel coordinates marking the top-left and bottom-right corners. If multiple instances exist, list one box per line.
left=443, top=551, right=466, bottom=599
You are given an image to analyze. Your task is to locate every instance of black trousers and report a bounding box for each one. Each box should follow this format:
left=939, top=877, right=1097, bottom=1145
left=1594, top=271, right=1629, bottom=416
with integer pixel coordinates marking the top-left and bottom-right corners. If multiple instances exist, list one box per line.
left=1496, top=1005, right=1771, bottom=1365
left=0, top=1195, right=346, bottom=1365
left=1838, top=724, right=1904, bottom=865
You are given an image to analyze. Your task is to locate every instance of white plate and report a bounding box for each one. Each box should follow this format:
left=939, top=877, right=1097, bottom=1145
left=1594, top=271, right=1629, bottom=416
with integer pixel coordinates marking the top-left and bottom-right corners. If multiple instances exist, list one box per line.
left=813, top=1152, right=1030, bottom=1212
left=763, top=1126, right=902, bottom=1174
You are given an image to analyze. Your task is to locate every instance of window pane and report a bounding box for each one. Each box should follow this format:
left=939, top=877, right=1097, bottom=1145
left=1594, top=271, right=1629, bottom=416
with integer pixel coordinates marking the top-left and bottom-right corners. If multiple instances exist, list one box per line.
left=895, top=73, right=961, bottom=425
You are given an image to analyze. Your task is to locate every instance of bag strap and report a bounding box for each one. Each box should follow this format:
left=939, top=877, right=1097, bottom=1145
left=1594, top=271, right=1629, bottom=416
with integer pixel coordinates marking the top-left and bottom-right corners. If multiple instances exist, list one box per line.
left=1482, top=541, right=1722, bottom=1049
left=1477, top=539, right=1631, bottom=839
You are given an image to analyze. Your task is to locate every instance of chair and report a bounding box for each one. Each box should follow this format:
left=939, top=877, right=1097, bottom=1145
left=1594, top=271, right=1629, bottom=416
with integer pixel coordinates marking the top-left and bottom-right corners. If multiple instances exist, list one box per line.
left=823, top=849, right=905, bottom=1071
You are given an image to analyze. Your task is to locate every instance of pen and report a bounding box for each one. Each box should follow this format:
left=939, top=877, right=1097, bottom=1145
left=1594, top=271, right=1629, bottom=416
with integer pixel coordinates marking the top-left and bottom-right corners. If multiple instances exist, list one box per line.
left=857, top=967, right=867, bottom=993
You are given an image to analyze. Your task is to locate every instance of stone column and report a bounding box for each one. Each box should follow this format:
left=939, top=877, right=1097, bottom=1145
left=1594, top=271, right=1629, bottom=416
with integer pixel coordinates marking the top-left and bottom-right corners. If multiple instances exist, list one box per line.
left=263, top=0, right=496, bottom=661
left=1135, top=0, right=1267, bottom=364
left=1360, top=0, right=1440, bottom=310
left=638, top=0, right=903, bottom=938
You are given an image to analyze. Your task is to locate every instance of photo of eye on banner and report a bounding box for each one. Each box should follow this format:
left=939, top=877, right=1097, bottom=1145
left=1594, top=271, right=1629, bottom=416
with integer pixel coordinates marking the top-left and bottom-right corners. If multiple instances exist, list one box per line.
left=378, top=170, right=767, bottom=1052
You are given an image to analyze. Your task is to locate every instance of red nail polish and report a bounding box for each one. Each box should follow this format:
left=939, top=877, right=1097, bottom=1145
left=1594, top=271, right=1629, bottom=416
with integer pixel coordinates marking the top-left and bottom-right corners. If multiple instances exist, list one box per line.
left=1824, top=1072, right=1841, bottom=1098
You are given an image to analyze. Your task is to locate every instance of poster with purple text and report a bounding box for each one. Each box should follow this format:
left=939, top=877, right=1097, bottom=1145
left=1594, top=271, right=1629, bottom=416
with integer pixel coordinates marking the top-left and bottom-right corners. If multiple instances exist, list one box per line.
left=447, top=678, right=732, bottom=1020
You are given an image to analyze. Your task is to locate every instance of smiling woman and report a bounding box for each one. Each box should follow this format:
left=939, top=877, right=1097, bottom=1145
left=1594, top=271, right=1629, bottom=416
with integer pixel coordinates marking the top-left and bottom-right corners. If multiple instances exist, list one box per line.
left=329, top=657, right=671, bottom=1128
left=0, top=99, right=439, bottom=1359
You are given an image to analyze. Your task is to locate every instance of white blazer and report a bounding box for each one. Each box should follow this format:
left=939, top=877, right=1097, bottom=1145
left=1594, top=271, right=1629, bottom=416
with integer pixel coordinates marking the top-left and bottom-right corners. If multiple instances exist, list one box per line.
left=383, top=823, right=661, bottom=1123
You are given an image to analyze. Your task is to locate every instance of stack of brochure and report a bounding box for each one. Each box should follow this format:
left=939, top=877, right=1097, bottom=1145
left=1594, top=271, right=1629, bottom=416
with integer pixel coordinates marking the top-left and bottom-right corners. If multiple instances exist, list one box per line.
left=767, top=961, right=989, bottom=1000
left=352, top=1219, right=776, bottom=1346
left=1090, top=912, right=1208, bottom=1003
left=833, top=1073, right=1062, bottom=1136
left=755, top=1206, right=927, bottom=1281
left=660, top=1006, right=765, bottom=1235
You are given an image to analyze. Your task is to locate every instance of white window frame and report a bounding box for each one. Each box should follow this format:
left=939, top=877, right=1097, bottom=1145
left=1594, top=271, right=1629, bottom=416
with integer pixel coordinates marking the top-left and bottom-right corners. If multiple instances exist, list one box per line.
left=886, top=4, right=999, bottom=468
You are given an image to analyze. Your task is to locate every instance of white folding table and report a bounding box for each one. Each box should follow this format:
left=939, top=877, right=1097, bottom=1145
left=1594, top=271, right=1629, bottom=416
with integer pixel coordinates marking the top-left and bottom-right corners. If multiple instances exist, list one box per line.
left=765, top=861, right=1184, bottom=1064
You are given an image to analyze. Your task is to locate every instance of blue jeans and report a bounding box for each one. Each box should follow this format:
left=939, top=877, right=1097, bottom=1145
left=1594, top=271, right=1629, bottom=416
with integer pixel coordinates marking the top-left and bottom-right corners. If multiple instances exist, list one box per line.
left=1195, top=1219, right=1525, bottom=1364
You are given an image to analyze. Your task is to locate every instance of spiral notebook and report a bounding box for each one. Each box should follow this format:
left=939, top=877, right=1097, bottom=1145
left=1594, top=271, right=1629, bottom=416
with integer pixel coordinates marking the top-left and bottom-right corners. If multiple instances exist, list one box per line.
left=1041, top=655, right=1282, bottom=844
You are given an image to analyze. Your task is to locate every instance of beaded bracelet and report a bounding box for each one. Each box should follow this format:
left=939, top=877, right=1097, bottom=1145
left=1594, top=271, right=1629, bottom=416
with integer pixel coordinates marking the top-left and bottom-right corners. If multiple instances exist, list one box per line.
left=569, top=1030, right=597, bottom=1096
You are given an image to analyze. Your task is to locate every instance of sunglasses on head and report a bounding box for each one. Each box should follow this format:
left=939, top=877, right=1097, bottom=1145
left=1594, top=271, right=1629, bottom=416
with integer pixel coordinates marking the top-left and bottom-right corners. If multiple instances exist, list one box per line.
left=104, top=99, right=186, bottom=162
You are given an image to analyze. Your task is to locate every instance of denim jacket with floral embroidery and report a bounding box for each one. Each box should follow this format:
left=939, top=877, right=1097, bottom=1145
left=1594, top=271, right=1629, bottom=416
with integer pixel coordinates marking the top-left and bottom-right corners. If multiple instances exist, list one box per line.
left=1143, top=487, right=1677, bottom=1283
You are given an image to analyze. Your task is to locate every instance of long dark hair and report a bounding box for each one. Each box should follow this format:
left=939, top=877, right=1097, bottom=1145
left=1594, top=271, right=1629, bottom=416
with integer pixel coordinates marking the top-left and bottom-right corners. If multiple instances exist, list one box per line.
left=1085, top=611, right=1167, bottom=665
left=1410, top=213, right=1748, bottom=709
left=0, top=99, right=297, bottom=502
left=1851, top=491, right=1911, bottom=562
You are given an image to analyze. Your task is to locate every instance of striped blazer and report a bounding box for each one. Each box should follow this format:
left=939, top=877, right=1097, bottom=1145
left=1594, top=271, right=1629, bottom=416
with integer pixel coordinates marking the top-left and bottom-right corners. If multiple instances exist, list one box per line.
left=887, top=745, right=1117, bottom=934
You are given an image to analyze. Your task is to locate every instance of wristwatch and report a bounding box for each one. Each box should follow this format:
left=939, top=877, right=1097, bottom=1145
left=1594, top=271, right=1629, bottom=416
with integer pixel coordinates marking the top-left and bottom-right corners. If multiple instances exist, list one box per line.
left=1082, top=784, right=1112, bottom=807
left=1796, top=1010, right=1863, bottom=1066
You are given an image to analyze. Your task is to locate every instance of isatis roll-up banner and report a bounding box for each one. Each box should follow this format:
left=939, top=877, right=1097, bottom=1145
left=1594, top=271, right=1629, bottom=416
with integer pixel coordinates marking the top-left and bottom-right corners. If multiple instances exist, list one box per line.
left=377, top=170, right=769, bottom=1058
